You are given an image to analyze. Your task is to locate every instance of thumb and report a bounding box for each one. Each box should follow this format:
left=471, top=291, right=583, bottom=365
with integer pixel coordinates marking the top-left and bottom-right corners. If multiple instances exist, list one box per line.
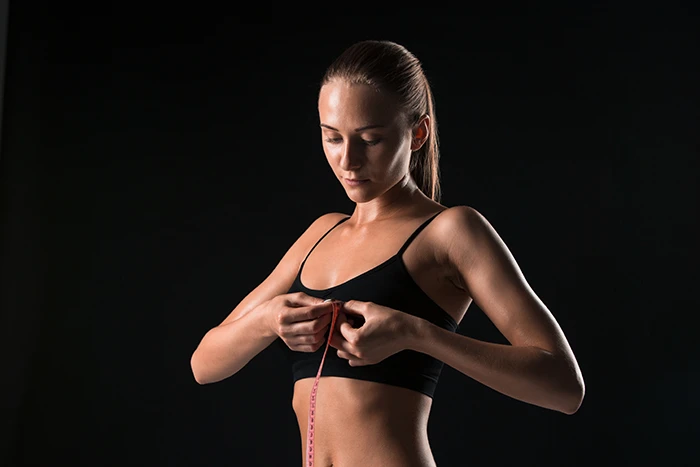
left=338, top=318, right=358, bottom=341
left=333, top=309, right=348, bottom=328
left=341, top=300, right=366, bottom=314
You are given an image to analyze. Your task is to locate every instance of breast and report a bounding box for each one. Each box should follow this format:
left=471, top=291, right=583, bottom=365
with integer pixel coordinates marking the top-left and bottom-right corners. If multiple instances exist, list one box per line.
left=275, top=257, right=457, bottom=400
left=295, top=255, right=459, bottom=331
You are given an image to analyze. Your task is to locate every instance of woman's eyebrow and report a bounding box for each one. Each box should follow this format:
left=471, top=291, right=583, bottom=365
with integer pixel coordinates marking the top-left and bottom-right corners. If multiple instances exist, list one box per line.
left=320, top=123, right=386, bottom=132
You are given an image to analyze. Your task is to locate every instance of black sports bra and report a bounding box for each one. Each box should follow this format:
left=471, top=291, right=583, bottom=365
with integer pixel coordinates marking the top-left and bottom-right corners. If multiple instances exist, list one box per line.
left=273, top=210, right=458, bottom=398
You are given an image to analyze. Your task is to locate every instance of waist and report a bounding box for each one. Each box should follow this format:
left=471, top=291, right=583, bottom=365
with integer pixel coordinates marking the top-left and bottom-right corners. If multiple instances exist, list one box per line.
left=293, top=377, right=435, bottom=466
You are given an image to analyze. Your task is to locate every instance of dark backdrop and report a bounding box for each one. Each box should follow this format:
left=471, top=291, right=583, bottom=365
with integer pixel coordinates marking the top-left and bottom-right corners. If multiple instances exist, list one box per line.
left=1, top=5, right=697, bottom=467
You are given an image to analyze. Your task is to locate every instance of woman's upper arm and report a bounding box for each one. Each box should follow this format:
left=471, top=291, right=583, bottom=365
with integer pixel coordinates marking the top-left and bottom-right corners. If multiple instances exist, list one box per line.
left=442, top=205, right=576, bottom=357
left=216, top=212, right=349, bottom=326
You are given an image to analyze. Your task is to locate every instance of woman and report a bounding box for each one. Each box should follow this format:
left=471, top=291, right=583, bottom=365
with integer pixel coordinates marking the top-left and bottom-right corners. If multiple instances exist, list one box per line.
left=190, top=40, right=585, bottom=467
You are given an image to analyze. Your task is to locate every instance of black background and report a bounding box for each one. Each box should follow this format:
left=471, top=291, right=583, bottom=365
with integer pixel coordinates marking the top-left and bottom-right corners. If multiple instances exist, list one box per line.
left=1, top=4, right=698, bottom=467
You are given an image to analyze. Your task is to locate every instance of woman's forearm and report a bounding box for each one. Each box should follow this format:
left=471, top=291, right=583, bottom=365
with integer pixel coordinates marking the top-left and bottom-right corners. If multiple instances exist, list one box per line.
left=191, top=301, right=277, bottom=384
left=406, top=319, right=584, bottom=414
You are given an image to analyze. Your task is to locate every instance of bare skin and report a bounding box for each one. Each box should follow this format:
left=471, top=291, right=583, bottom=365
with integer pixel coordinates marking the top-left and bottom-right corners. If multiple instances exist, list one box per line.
left=296, top=80, right=469, bottom=465
left=286, top=79, right=582, bottom=465
left=290, top=204, right=472, bottom=467
left=191, top=78, right=583, bottom=467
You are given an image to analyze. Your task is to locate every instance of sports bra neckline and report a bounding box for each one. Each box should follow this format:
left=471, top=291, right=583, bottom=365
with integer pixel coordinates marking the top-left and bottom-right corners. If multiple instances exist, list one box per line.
left=295, top=251, right=458, bottom=329
left=297, top=252, right=401, bottom=293
left=294, top=211, right=459, bottom=329
left=298, top=213, right=434, bottom=293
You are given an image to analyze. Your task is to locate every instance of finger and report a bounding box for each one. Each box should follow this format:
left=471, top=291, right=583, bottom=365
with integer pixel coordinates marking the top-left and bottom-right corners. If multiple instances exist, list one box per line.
left=338, top=321, right=357, bottom=342
left=312, top=326, right=331, bottom=344
left=336, top=349, right=353, bottom=360
left=330, top=313, right=347, bottom=337
left=293, top=326, right=328, bottom=348
left=284, top=302, right=335, bottom=324
left=340, top=300, right=366, bottom=314
left=340, top=302, right=367, bottom=326
left=289, top=313, right=332, bottom=339
left=297, top=342, right=324, bottom=353
left=329, top=330, right=354, bottom=354
left=284, top=292, right=327, bottom=307
left=315, top=312, right=334, bottom=334
left=339, top=354, right=364, bottom=367
left=333, top=310, right=348, bottom=329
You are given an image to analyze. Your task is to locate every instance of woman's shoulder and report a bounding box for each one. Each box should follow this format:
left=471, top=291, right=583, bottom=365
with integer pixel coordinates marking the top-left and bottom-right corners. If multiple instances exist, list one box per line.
left=426, top=204, right=490, bottom=251
left=429, top=204, right=483, bottom=231
left=428, top=204, right=508, bottom=267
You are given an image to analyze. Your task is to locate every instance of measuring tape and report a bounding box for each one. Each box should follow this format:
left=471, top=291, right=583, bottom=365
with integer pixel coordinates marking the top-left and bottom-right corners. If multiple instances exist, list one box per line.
left=305, top=298, right=341, bottom=467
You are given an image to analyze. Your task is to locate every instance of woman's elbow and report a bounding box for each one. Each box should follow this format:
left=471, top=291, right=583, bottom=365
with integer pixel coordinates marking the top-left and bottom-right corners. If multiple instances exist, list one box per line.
left=190, top=350, right=212, bottom=385
left=562, top=375, right=585, bottom=415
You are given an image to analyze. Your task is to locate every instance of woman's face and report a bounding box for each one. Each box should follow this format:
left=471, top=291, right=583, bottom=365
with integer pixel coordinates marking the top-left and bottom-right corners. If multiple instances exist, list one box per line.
left=318, top=79, right=413, bottom=203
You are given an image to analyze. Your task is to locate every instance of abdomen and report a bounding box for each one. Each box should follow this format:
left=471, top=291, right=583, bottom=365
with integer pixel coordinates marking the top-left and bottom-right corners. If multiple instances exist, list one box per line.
left=292, top=376, right=437, bottom=467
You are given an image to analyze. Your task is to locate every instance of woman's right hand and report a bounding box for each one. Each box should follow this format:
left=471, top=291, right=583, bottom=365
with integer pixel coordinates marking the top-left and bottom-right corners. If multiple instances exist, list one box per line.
left=265, top=292, right=336, bottom=352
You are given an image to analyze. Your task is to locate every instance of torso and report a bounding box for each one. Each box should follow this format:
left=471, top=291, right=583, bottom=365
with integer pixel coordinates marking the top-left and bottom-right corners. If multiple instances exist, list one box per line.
left=291, top=204, right=473, bottom=466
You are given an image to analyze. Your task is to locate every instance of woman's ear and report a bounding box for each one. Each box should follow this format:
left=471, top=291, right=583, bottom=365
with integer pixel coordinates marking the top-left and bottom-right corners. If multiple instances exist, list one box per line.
left=410, top=115, right=430, bottom=151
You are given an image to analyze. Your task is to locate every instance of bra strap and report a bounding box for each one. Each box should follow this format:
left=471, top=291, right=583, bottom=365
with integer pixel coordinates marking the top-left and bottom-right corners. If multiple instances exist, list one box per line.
left=396, top=211, right=444, bottom=257
left=301, top=216, right=351, bottom=265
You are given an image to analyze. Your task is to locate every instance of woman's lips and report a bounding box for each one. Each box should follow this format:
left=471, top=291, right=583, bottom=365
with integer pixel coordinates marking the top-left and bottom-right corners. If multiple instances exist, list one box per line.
left=344, top=178, right=369, bottom=186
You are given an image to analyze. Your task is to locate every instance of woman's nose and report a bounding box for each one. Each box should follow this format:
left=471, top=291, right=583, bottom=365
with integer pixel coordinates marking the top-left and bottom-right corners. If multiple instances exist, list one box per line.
left=339, top=141, right=363, bottom=170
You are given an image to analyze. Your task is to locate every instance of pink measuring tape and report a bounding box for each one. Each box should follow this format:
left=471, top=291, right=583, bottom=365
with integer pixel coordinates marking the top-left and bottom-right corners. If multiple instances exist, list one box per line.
left=305, top=298, right=341, bottom=467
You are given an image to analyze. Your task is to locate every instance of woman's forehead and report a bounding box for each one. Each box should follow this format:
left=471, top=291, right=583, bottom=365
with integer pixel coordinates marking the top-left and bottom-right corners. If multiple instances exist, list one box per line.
left=318, top=80, right=403, bottom=129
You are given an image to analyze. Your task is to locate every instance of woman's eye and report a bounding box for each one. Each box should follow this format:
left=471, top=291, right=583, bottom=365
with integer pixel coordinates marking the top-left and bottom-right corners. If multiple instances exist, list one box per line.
left=323, top=137, right=381, bottom=146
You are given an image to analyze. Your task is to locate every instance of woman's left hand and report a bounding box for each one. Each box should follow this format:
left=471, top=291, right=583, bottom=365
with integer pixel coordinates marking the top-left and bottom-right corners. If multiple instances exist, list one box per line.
left=329, top=300, right=415, bottom=367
